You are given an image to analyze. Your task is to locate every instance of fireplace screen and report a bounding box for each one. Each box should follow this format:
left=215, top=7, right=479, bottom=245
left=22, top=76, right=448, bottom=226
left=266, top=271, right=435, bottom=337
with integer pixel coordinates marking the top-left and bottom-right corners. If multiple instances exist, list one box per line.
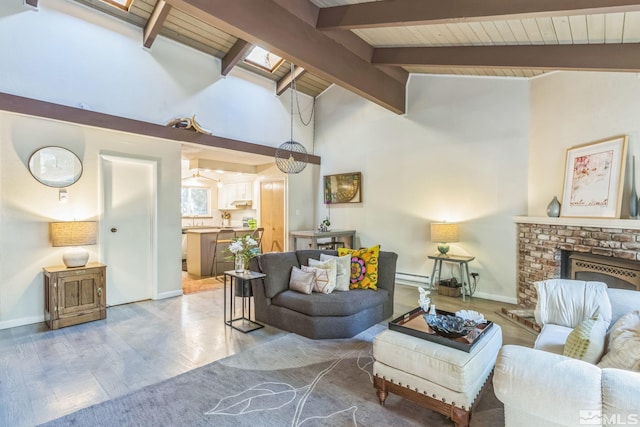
left=564, top=252, right=640, bottom=291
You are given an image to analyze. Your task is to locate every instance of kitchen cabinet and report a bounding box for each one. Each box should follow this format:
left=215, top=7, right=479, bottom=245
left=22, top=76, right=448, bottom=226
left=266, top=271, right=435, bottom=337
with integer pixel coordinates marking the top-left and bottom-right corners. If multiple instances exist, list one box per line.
left=217, top=181, right=253, bottom=210
left=43, top=263, right=106, bottom=329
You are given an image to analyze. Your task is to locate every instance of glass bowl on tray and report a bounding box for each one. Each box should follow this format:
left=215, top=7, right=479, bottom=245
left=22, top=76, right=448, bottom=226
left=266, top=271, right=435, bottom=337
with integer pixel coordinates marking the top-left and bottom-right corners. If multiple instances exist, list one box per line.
left=423, top=313, right=478, bottom=339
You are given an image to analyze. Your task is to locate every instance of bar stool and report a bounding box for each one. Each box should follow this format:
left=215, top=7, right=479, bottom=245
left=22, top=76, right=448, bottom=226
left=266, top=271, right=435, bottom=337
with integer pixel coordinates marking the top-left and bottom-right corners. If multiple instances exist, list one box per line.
left=210, top=230, right=235, bottom=277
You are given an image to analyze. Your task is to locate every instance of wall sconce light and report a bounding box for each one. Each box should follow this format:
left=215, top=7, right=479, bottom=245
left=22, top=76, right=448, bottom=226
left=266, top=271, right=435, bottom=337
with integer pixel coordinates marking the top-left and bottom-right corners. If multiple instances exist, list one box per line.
left=59, top=189, right=68, bottom=202
left=50, top=221, right=98, bottom=267
left=430, top=222, right=459, bottom=255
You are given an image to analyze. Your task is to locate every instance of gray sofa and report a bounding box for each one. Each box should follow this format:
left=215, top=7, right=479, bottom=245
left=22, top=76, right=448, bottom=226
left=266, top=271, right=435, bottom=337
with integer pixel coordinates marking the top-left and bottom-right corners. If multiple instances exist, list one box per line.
left=248, top=249, right=398, bottom=339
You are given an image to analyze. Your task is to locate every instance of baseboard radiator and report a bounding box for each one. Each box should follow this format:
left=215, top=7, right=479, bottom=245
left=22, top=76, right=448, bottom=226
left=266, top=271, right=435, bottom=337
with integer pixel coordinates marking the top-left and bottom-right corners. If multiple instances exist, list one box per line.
left=395, top=272, right=430, bottom=287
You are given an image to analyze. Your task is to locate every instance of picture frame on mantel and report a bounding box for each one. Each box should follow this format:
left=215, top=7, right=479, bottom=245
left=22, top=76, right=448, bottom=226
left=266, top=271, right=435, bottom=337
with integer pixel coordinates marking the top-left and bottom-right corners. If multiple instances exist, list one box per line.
left=560, top=135, right=628, bottom=219
left=323, top=172, right=362, bottom=204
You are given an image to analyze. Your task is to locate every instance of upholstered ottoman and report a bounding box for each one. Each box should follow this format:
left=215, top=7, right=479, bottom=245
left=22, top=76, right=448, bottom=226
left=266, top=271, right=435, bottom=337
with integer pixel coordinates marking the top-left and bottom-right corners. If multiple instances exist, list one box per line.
left=373, top=324, right=502, bottom=427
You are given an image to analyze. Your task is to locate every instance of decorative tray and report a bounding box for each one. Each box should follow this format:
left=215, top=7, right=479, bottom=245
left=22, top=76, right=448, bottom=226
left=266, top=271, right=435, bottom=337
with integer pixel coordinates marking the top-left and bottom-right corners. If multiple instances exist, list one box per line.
left=388, top=307, right=494, bottom=353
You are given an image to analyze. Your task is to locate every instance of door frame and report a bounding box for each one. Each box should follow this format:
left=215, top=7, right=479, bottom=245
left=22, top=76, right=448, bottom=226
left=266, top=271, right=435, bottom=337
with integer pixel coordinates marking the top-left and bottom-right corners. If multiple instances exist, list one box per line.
left=99, top=152, right=158, bottom=301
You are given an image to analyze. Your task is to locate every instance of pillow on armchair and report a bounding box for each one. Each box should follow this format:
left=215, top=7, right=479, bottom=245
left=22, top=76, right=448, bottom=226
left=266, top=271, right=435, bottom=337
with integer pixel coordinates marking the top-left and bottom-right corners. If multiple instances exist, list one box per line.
left=562, top=318, right=607, bottom=364
left=598, top=310, right=640, bottom=371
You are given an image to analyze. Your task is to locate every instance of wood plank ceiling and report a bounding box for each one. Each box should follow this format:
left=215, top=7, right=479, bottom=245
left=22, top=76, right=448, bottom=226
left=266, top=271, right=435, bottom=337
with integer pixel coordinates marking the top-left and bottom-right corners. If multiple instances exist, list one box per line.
left=70, top=0, right=640, bottom=115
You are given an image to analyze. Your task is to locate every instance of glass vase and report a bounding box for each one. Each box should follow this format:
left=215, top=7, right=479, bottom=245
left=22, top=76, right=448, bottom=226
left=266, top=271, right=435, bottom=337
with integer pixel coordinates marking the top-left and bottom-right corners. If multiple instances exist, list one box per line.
left=234, top=255, right=246, bottom=273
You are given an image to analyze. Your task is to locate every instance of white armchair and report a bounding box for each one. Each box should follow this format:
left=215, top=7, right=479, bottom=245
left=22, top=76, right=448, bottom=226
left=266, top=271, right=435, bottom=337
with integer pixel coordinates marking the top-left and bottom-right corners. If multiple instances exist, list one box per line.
left=533, top=279, right=612, bottom=354
left=493, top=280, right=640, bottom=427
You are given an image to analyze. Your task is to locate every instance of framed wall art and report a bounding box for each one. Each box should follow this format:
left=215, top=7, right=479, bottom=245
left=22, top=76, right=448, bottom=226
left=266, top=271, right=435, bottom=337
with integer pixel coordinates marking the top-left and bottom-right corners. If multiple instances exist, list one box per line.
left=323, top=172, right=362, bottom=204
left=560, top=135, right=627, bottom=218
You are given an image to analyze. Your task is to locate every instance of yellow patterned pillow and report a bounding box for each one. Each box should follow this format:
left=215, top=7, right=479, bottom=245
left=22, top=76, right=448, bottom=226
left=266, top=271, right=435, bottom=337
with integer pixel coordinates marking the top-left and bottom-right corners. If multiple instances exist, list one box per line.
left=337, top=245, right=380, bottom=290
left=563, top=318, right=607, bottom=364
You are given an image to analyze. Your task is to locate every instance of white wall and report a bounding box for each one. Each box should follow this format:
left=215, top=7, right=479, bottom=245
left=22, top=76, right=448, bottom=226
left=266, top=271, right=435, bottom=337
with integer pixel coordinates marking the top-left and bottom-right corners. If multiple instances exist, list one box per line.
left=0, top=111, right=182, bottom=328
left=0, top=0, right=315, bottom=328
left=529, top=71, right=640, bottom=217
left=315, top=75, right=530, bottom=302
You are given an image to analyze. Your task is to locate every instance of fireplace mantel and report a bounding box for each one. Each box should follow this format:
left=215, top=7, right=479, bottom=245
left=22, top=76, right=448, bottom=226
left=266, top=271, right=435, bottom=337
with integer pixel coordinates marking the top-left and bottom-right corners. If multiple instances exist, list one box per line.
left=513, top=216, right=640, bottom=230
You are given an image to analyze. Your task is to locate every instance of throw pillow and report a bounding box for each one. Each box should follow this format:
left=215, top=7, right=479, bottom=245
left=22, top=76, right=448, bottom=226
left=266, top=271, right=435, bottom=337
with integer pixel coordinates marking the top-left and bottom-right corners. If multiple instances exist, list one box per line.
left=597, top=310, right=640, bottom=371
left=337, top=245, right=380, bottom=290
left=562, top=318, right=607, bottom=364
left=320, top=253, right=350, bottom=291
left=308, top=257, right=337, bottom=293
left=301, top=265, right=333, bottom=294
left=288, top=266, right=315, bottom=295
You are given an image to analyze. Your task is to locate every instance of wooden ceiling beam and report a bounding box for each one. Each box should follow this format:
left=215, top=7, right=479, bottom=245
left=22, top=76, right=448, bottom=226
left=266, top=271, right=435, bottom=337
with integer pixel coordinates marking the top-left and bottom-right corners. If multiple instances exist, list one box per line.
left=276, top=65, right=307, bottom=96
left=317, top=0, right=640, bottom=30
left=143, top=0, right=172, bottom=49
left=221, top=39, right=253, bottom=76
left=0, top=92, right=321, bottom=165
left=165, top=0, right=407, bottom=114
left=372, top=44, right=640, bottom=72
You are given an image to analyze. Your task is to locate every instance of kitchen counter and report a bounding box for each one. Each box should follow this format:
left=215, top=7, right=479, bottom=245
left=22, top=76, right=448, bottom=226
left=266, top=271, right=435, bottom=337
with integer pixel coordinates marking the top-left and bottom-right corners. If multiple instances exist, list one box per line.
left=185, top=228, right=254, bottom=277
left=184, top=227, right=250, bottom=234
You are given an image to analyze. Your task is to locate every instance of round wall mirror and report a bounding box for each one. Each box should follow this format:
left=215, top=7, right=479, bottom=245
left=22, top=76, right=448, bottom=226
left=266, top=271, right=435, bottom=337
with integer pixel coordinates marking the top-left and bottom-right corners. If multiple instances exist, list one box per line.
left=28, top=146, right=83, bottom=188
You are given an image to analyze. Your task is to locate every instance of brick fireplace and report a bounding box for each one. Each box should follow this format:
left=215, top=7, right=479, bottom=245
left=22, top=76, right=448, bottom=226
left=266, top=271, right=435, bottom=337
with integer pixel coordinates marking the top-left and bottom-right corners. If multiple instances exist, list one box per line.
left=515, top=217, right=640, bottom=307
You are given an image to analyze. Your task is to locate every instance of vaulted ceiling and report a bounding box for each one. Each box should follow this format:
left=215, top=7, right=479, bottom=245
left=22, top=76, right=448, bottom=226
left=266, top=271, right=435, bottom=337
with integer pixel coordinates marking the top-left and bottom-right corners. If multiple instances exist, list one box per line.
left=71, top=0, right=640, bottom=115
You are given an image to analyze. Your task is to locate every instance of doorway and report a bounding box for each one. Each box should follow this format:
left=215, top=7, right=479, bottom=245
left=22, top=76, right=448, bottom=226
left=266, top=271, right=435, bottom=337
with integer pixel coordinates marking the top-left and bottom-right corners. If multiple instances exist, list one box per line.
left=101, top=154, right=156, bottom=306
left=260, top=179, right=285, bottom=252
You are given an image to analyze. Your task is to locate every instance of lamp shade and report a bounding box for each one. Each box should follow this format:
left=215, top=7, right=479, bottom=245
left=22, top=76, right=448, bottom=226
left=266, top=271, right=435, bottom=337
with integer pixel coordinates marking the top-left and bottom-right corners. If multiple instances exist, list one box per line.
left=50, top=221, right=97, bottom=268
left=50, top=221, right=97, bottom=247
left=430, top=223, right=459, bottom=243
left=430, top=222, right=459, bottom=256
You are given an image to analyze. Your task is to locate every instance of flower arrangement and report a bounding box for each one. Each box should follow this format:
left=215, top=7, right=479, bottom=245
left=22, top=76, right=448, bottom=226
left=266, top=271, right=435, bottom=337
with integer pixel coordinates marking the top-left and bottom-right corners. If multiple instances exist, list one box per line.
left=318, top=217, right=331, bottom=232
left=226, top=234, right=260, bottom=271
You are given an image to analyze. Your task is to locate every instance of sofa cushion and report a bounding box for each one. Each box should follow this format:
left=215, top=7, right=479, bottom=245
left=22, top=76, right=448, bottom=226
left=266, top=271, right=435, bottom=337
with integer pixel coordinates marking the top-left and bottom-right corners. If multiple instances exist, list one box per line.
left=308, top=257, right=337, bottom=293
left=320, top=253, right=350, bottom=291
left=534, top=279, right=612, bottom=329
left=258, top=251, right=300, bottom=298
left=338, top=245, right=380, bottom=290
left=563, top=318, right=607, bottom=364
left=288, top=266, right=315, bottom=295
left=271, top=288, right=388, bottom=317
left=534, top=324, right=573, bottom=355
left=598, top=310, right=640, bottom=371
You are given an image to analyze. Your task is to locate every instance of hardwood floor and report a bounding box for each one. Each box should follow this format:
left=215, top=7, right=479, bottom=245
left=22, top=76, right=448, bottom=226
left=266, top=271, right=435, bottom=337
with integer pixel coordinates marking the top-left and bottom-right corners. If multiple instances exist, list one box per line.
left=0, top=284, right=535, bottom=426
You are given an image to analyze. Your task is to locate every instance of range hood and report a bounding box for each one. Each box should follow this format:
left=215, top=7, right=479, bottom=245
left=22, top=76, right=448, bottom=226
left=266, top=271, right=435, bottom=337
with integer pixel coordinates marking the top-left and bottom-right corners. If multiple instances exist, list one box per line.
left=230, top=199, right=253, bottom=207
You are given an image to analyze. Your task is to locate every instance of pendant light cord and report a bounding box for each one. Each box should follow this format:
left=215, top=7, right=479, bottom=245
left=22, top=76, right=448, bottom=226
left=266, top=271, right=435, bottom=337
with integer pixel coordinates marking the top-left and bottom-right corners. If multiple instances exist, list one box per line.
left=290, top=63, right=315, bottom=128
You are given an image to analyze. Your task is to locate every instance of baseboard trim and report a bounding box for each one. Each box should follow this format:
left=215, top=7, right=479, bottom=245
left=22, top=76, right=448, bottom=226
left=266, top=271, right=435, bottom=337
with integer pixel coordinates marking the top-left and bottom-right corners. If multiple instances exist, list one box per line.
left=0, top=314, right=44, bottom=330
left=155, top=289, right=183, bottom=300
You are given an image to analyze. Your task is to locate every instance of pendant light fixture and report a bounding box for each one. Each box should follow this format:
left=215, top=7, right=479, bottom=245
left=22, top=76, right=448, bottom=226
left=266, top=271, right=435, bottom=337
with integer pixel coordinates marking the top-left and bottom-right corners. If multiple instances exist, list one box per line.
left=275, top=64, right=308, bottom=174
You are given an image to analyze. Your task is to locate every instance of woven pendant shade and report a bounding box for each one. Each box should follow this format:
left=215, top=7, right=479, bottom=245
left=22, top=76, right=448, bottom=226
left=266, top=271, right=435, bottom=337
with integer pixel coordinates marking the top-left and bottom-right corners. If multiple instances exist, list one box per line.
left=276, top=63, right=308, bottom=174
left=275, top=140, right=308, bottom=174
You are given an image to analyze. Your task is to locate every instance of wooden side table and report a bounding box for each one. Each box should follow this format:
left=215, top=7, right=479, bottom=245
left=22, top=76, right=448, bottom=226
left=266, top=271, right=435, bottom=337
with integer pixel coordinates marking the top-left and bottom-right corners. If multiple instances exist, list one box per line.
left=223, top=270, right=266, bottom=333
left=428, top=254, right=475, bottom=301
left=43, top=262, right=106, bottom=329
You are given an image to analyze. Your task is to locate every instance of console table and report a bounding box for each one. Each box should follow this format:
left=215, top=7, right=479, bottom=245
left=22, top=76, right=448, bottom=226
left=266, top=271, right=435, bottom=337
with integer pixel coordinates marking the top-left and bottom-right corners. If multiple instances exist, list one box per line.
left=223, top=270, right=265, bottom=333
left=290, top=229, right=356, bottom=250
left=428, top=254, right=475, bottom=301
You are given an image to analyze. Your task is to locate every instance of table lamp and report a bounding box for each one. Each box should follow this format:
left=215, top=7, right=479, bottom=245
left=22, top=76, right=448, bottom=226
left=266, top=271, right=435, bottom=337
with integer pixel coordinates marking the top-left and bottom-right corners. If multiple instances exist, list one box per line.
left=50, top=221, right=97, bottom=267
left=430, top=222, right=458, bottom=255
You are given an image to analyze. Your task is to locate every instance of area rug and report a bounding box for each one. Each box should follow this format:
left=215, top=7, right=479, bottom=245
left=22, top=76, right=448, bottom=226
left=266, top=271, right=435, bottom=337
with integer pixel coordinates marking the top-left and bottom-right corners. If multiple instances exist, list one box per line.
left=41, top=326, right=503, bottom=427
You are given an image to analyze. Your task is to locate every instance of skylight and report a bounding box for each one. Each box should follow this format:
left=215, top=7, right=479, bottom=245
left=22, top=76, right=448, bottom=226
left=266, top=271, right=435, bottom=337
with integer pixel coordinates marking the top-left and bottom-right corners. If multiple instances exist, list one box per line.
left=100, top=0, right=133, bottom=12
left=244, top=46, right=285, bottom=73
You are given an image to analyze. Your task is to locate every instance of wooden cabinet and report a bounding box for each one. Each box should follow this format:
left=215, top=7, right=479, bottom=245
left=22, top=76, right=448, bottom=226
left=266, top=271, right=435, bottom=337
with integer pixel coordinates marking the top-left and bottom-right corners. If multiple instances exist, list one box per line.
left=43, top=262, right=106, bottom=329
